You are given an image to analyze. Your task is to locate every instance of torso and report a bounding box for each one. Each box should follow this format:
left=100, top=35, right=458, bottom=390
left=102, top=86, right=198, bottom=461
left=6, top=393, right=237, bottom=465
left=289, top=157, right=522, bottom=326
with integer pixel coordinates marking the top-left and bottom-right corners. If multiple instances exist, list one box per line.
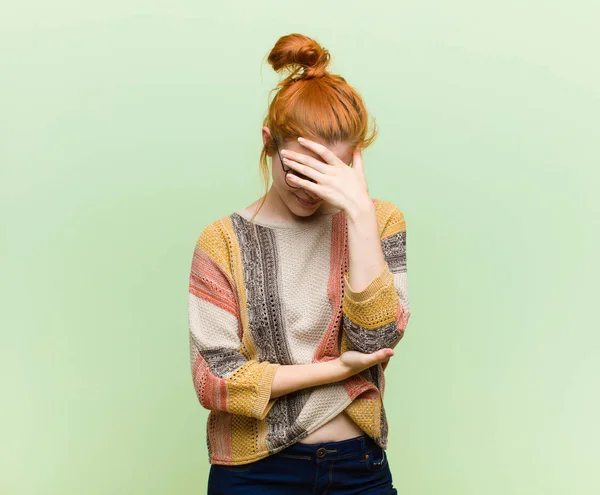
left=297, top=410, right=366, bottom=443
left=237, top=202, right=366, bottom=444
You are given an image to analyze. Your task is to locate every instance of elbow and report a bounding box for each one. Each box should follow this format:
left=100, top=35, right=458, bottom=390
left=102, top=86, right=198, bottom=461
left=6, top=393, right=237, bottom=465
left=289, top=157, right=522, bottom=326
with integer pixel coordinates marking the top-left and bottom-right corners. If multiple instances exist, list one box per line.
left=342, top=315, right=405, bottom=353
left=386, top=308, right=411, bottom=351
left=386, top=329, right=405, bottom=351
left=192, top=359, right=280, bottom=420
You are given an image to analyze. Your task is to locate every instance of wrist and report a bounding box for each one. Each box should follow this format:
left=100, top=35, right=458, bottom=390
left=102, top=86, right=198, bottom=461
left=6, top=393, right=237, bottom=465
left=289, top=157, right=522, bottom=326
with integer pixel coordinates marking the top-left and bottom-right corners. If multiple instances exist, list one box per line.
left=330, top=357, right=353, bottom=380
left=345, top=196, right=375, bottom=224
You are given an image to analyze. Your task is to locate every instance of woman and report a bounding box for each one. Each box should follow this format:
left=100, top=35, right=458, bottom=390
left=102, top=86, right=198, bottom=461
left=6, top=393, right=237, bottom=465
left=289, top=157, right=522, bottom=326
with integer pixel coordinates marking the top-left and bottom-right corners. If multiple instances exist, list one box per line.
left=188, top=33, right=411, bottom=494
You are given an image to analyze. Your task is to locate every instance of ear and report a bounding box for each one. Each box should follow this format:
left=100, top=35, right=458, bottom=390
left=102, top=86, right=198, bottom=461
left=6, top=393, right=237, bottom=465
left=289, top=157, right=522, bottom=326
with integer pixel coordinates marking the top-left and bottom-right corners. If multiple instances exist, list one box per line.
left=262, top=126, right=274, bottom=155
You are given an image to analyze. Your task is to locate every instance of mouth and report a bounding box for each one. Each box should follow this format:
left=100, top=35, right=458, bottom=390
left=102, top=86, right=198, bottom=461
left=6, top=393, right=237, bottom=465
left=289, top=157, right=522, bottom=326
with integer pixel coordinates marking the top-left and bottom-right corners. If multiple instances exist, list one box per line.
left=294, top=193, right=321, bottom=207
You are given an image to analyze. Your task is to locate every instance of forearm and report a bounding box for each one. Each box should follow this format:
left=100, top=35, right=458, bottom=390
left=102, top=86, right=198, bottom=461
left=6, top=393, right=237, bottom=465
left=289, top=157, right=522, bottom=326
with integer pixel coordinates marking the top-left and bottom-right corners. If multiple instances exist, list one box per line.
left=270, top=359, right=350, bottom=399
left=340, top=199, right=408, bottom=354
left=345, top=199, right=388, bottom=292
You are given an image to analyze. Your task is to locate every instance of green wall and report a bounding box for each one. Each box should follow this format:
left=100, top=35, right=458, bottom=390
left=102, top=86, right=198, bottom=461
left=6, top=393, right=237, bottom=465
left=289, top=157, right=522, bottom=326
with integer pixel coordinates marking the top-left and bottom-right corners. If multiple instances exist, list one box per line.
left=2, top=1, right=598, bottom=493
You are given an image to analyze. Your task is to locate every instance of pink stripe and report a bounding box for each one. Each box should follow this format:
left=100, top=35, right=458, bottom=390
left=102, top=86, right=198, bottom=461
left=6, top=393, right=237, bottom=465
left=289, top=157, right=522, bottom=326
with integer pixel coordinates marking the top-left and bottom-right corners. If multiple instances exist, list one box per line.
left=192, top=354, right=229, bottom=411
left=189, top=247, right=239, bottom=319
left=313, top=211, right=347, bottom=361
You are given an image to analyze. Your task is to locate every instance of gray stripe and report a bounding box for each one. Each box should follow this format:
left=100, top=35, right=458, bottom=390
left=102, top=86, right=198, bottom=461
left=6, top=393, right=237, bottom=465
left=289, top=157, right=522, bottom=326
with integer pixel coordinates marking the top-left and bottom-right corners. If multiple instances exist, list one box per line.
left=195, top=345, right=249, bottom=378
left=342, top=315, right=403, bottom=354
left=231, top=213, right=294, bottom=365
left=382, top=231, right=407, bottom=272
left=264, top=389, right=312, bottom=450
left=231, top=213, right=310, bottom=450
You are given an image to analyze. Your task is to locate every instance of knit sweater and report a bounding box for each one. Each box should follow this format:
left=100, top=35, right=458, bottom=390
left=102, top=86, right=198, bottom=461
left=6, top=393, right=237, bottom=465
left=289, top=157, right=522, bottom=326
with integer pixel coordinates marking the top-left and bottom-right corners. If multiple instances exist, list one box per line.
left=188, top=197, right=411, bottom=466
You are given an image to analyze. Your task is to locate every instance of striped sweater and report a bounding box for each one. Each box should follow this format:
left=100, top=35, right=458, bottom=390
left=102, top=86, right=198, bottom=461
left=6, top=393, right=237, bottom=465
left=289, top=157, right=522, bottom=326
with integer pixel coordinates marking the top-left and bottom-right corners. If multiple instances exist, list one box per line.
left=188, top=197, right=411, bottom=466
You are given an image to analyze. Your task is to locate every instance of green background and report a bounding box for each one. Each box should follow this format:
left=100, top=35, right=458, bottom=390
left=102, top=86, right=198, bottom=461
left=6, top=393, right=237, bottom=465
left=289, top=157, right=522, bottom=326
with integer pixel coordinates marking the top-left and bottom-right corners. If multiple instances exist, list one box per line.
left=2, top=1, right=598, bottom=494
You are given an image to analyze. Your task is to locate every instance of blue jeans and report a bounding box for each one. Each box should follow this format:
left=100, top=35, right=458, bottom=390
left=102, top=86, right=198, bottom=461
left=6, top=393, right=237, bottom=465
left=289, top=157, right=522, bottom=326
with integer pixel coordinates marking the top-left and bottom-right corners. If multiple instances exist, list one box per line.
left=207, top=433, right=398, bottom=494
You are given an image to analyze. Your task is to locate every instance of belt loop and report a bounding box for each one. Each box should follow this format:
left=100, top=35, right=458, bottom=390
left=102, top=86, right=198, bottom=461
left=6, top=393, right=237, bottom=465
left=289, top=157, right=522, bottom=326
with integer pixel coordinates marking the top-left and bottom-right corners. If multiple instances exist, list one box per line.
left=359, top=435, right=366, bottom=458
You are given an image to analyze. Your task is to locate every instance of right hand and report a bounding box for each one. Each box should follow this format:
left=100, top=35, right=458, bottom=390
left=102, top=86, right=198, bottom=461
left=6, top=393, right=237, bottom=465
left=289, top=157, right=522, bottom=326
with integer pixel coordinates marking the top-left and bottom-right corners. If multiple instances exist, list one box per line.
left=336, top=348, right=394, bottom=376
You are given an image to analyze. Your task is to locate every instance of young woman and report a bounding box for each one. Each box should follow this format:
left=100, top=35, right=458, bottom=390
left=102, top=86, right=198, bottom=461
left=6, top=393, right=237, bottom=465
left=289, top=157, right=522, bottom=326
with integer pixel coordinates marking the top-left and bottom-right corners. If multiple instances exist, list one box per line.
left=188, top=33, right=411, bottom=494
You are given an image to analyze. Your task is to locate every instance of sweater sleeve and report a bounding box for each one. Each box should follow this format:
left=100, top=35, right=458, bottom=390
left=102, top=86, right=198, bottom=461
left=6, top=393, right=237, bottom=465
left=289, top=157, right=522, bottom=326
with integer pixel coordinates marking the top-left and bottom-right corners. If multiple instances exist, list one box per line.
left=341, top=203, right=411, bottom=354
left=188, top=222, right=281, bottom=420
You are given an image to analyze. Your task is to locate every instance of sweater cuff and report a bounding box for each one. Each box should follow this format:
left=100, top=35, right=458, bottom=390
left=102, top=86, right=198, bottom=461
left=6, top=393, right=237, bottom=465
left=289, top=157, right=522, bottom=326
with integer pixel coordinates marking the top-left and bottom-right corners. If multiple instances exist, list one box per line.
left=343, top=265, right=394, bottom=303
left=251, top=362, right=281, bottom=420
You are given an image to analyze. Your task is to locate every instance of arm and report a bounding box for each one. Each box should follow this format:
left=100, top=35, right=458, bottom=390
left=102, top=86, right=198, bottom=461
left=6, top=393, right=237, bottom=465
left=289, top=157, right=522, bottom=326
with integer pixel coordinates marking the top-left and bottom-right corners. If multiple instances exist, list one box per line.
left=270, top=201, right=408, bottom=396
left=341, top=200, right=411, bottom=354
left=270, top=360, right=352, bottom=399
left=189, top=223, right=355, bottom=419
left=189, top=221, right=287, bottom=420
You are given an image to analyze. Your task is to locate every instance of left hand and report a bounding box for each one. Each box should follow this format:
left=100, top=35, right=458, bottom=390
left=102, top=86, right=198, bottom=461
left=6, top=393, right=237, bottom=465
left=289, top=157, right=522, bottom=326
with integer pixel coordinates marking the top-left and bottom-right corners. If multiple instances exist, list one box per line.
left=280, top=137, right=371, bottom=213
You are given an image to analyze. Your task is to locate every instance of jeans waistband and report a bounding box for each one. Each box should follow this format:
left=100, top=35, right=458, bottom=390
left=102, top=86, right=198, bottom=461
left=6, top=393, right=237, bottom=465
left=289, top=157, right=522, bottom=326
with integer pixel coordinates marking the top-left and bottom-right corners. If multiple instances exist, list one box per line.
left=275, top=433, right=375, bottom=461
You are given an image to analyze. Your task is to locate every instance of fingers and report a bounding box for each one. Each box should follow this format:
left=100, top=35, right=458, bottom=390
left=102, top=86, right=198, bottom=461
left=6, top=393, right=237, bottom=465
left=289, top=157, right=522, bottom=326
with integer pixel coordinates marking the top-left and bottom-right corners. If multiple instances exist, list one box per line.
left=375, top=349, right=394, bottom=365
left=296, top=137, right=347, bottom=167
left=365, top=348, right=394, bottom=368
left=338, top=348, right=395, bottom=374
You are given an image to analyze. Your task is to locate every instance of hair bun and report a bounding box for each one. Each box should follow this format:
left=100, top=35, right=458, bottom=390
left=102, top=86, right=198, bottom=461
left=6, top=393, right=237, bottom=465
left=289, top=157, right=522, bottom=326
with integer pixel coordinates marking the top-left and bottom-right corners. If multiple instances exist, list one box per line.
left=267, top=34, right=331, bottom=82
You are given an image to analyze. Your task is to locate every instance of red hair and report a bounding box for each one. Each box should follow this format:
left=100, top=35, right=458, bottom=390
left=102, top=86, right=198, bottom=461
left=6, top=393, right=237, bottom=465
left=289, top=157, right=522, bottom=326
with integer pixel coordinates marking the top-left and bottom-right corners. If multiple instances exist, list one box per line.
left=251, top=34, right=378, bottom=223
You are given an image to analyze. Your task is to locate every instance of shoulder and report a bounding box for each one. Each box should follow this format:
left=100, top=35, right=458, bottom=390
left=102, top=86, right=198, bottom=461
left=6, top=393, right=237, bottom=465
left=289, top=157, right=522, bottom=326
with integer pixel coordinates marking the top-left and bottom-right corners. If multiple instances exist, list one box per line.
left=193, top=215, right=236, bottom=272
left=371, top=198, right=407, bottom=240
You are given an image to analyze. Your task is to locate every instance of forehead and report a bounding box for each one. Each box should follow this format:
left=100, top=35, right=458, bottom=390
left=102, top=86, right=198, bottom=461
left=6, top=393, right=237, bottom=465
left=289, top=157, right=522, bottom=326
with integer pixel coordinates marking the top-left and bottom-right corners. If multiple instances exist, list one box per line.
left=284, top=138, right=354, bottom=162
